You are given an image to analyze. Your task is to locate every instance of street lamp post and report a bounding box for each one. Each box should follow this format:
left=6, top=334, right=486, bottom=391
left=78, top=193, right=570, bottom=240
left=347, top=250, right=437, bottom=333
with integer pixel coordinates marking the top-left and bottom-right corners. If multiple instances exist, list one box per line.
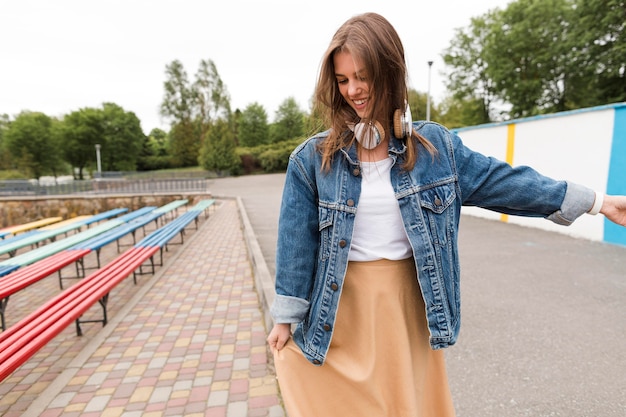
left=426, top=60, right=433, bottom=121
left=95, top=144, right=102, bottom=178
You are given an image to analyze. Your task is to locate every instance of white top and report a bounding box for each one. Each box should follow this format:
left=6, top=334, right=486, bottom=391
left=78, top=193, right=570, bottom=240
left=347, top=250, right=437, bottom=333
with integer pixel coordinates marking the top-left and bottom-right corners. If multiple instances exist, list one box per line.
left=348, top=158, right=413, bottom=261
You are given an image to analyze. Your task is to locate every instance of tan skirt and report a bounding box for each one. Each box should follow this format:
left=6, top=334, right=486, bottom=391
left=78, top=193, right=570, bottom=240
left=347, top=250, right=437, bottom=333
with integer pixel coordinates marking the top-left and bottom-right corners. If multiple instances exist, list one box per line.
left=274, top=258, right=456, bottom=417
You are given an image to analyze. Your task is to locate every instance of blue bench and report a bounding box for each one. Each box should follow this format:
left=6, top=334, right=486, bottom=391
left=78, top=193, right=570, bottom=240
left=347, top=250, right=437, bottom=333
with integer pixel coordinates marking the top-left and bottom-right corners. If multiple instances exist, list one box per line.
left=79, top=208, right=128, bottom=228
left=0, top=209, right=130, bottom=258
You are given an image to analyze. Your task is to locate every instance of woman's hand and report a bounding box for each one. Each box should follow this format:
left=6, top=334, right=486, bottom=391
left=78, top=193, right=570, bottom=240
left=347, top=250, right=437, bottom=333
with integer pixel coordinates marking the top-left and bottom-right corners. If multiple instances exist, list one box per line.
left=601, top=195, right=626, bottom=227
left=267, top=323, right=292, bottom=353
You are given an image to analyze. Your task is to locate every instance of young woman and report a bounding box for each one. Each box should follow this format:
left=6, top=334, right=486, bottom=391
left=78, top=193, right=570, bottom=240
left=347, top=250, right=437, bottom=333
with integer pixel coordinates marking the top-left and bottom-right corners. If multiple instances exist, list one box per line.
left=267, top=12, right=626, bottom=417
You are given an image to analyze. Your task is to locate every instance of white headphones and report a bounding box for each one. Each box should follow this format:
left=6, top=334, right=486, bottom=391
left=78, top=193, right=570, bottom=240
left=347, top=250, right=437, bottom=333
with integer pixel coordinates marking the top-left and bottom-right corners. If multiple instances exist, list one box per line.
left=348, top=103, right=413, bottom=150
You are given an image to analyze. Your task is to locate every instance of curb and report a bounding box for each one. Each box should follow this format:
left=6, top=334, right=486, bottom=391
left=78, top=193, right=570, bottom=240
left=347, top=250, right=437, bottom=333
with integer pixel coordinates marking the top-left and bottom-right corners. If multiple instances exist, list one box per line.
left=236, top=196, right=275, bottom=332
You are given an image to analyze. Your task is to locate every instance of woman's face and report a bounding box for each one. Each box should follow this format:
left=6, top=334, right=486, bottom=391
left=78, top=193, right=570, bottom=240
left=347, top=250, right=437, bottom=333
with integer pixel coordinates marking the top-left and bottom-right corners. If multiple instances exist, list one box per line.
left=333, top=50, right=370, bottom=119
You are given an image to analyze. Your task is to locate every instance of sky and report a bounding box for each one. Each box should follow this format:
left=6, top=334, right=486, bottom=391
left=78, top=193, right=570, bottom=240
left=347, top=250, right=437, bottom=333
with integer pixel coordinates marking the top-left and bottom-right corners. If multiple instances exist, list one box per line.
left=0, top=0, right=512, bottom=134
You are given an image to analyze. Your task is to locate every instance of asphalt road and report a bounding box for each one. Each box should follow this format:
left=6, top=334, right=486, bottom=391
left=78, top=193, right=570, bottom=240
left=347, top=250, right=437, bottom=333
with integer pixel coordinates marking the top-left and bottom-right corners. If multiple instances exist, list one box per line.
left=208, top=173, right=626, bottom=417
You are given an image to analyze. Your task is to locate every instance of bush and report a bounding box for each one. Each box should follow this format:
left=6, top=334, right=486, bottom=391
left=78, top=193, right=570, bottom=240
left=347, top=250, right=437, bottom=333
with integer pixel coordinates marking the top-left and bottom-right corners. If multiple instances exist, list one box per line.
left=0, top=170, right=28, bottom=180
left=237, top=137, right=303, bottom=174
left=137, top=155, right=174, bottom=171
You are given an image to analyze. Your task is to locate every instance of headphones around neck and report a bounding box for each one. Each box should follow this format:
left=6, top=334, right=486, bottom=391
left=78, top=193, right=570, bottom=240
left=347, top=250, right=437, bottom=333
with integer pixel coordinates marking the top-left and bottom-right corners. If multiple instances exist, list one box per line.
left=348, top=103, right=413, bottom=150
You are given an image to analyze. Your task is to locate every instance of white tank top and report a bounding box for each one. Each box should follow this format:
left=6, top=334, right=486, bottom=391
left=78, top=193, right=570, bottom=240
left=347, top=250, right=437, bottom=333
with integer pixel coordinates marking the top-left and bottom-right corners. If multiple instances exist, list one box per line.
left=348, top=157, right=413, bottom=261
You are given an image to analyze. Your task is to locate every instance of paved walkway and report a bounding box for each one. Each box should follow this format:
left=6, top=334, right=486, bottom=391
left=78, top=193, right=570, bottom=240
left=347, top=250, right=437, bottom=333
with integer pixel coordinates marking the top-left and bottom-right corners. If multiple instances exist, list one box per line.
left=1, top=173, right=625, bottom=417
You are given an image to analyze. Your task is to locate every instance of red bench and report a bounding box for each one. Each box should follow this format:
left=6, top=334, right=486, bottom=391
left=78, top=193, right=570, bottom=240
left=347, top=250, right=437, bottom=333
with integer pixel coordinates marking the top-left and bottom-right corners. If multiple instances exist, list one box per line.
left=0, top=246, right=159, bottom=381
left=0, top=249, right=90, bottom=330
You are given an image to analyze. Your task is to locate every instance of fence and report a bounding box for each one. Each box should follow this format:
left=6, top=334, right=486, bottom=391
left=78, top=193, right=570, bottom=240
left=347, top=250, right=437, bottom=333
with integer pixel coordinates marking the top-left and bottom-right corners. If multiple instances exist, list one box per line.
left=0, top=177, right=210, bottom=196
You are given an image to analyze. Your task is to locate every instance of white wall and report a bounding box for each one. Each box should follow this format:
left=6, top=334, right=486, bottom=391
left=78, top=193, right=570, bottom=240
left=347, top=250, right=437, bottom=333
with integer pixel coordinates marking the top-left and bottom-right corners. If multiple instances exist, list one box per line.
left=453, top=105, right=622, bottom=244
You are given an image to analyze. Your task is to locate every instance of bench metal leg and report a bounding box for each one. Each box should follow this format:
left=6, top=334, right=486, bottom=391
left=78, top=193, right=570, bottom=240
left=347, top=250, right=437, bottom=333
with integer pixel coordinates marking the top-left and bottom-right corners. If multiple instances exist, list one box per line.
left=75, top=293, right=109, bottom=336
left=59, top=258, right=86, bottom=289
left=0, top=296, right=9, bottom=331
left=135, top=255, right=157, bottom=283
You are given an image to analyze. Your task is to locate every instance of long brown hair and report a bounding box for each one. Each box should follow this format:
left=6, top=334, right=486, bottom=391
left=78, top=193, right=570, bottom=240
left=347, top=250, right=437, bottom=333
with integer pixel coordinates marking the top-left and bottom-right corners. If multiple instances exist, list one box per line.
left=313, top=13, right=435, bottom=170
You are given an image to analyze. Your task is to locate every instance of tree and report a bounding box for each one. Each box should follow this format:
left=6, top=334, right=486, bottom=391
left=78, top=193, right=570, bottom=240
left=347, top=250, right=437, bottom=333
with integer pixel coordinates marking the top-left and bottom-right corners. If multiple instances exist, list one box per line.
left=271, top=97, right=305, bottom=143
left=160, top=59, right=232, bottom=167
left=485, top=0, right=577, bottom=117
left=238, top=102, right=270, bottom=147
left=4, top=111, right=61, bottom=178
left=101, top=103, right=145, bottom=171
left=193, top=59, right=231, bottom=126
left=160, top=60, right=194, bottom=123
left=436, top=95, right=494, bottom=128
left=0, top=114, right=12, bottom=170
left=198, top=119, right=240, bottom=175
left=168, top=120, right=197, bottom=167
left=160, top=60, right=198, bottom=167
left=137, top=128, right=171, bottom=171
left=408, top=88, right=442, bottom=123
left=60, top=107, right=104, bottom=179
left=147, top=128, right=169, bottom=157
left=443, top=12, right=500, bottom=124
left=572, top=0, right=626, bottom=105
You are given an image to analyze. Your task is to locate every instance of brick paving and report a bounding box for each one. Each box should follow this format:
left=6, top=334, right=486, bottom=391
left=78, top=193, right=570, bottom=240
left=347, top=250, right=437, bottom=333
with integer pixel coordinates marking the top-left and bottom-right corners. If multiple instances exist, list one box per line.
left=0, top=199, right=285, bottom=417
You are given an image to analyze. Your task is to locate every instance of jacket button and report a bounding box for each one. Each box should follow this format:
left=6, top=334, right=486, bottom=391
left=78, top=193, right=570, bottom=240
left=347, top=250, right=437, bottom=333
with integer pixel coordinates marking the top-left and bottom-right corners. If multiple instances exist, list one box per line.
left=347, top=199, right=354, bottom=207
left=323, top=324, right=331, bottom=331
left=313, top=359, right=321, bottom=364
left=353, top=168, right=360, bottom=176
left=330, top=283, right=338, bottom=291
left=339, top=239, right=347, bottom=248
left=434, top=196, right=442, bottom=206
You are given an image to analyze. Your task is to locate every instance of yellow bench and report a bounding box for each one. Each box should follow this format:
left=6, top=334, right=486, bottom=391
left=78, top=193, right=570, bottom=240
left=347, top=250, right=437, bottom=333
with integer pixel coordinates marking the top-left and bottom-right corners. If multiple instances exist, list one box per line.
left=1, top=217, right=63, bottom=237
left=39, top=216, right=92, bottom=231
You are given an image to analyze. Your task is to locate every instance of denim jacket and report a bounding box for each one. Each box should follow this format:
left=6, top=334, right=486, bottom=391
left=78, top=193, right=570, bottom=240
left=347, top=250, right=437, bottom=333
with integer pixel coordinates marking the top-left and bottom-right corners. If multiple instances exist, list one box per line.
left=270, top=121, right=594, bottom=366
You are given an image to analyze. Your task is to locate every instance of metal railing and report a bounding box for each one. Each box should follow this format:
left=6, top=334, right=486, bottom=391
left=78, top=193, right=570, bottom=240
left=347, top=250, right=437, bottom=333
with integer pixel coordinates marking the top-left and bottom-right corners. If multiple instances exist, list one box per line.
left=0, top=176, right=210, bottom=196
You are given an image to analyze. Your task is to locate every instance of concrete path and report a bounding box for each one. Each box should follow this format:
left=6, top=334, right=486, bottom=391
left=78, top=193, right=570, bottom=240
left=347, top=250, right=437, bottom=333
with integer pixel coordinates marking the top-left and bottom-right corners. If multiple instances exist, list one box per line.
left=1, top=172, right=624, bottom=416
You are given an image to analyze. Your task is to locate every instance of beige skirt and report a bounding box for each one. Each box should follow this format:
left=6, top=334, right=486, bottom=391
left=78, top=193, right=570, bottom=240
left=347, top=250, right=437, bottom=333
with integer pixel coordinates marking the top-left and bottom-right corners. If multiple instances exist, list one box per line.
left=274, top=258, right=456, bottom=417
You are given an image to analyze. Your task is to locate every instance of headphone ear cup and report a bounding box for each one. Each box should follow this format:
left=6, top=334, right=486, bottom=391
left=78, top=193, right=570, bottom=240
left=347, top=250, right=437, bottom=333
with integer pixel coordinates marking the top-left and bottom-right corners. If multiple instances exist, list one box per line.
left=393, top=108, right=404, bottom=138
left=353, top=120, right=385, bottom=149
left=393, top=105, right=413, bottom=139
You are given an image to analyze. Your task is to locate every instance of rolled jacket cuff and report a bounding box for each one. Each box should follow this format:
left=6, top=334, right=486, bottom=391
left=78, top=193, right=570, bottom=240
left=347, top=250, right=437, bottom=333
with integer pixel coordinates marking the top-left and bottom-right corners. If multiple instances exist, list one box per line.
left=270, top=294, right=309, bottom=324
left=547, top=181, right=596, bottom=226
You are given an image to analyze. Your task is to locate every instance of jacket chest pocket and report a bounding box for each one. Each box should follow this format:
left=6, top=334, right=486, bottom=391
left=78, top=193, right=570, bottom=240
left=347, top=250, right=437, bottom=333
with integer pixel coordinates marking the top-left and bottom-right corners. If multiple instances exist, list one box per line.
left=419, top=183, right=456, bottom=246
left=318, top=207, right=334, bottom=260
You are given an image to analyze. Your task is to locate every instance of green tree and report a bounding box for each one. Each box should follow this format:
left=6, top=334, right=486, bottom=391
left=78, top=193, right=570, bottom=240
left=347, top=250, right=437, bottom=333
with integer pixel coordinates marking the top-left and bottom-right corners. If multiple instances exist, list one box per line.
left=408, top=88, right=442, bottom=123
left=193, top=59, right=231, bottom=126
left=442, top=12, right=498, bottom=124
left=160, top=60, right=197, bottom=166
left=137, top=128, right=171, bottom=171
left=271, top=97, right=305, bottom=143
left=485, top=0, right=577, bottom=117
left=168, top=120, right=197, bottom=167
left=60, top=107, right=104, bottom=179
left=160, top=59, right=232, bottom=167
left=4, top=111, right=60, bottom=178
left=147, top=128, right=169, bottom=157
left=160, top=60, right=194, bottom=123
left=238, top=102, right=270, bottom=147
left=436, top=95, right=493, bottom=128
left=0, top=114, right=11, bottom=170
left=572, top=0, right=626, bottom=105
left=198, top=119, right=240, bottom=175
left=101, top=103, right=145, bottom=171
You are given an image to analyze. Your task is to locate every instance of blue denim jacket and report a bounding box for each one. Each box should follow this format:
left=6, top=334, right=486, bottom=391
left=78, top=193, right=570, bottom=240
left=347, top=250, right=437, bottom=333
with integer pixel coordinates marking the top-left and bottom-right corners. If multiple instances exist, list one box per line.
left=270, top=121, right=594, bottom=366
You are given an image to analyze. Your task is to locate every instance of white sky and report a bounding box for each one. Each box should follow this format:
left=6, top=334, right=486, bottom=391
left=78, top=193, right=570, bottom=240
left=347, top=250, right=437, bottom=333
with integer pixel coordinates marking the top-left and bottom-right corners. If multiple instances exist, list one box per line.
left=0, top=0, right=512, bottom=134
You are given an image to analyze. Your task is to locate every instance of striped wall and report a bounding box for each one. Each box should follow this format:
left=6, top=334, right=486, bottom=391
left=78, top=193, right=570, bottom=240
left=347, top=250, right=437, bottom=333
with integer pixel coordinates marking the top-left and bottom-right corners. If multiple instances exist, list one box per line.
left=452, top=102, right=626, bottom=247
